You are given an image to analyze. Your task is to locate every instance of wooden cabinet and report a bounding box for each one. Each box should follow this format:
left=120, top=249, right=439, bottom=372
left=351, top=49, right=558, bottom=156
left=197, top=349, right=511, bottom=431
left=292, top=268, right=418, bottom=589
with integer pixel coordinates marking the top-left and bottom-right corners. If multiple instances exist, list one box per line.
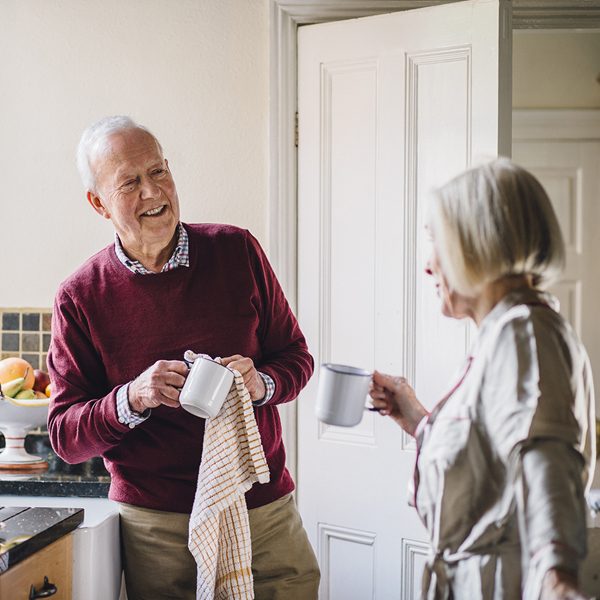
left=0, top=533, right=72, bottom=600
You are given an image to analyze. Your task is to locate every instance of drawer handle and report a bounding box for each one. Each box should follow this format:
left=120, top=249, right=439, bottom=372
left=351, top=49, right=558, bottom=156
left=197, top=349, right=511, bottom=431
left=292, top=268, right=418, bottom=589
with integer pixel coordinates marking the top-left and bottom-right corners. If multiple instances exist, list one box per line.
left=29, top=576, right=57, bottom=599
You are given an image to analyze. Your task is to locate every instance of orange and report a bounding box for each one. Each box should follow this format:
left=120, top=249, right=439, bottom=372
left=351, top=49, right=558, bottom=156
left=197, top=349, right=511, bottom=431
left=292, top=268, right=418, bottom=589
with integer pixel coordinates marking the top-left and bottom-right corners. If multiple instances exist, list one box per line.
left=0, top=357, right=35, bottom=389
left=45, top=383, right=52, bottom=398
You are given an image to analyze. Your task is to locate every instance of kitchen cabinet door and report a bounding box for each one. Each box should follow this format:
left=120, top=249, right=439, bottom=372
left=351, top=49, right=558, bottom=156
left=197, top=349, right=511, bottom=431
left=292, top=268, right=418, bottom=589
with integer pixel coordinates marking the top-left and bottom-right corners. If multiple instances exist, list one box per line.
left=0, top=533, right=72, bottom=600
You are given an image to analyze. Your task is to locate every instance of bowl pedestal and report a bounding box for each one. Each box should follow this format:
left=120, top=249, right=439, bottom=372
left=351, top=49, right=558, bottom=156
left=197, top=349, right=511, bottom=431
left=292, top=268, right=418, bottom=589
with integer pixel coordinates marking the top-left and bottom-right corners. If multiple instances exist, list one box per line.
left=0, top=424, right=49, bottom=471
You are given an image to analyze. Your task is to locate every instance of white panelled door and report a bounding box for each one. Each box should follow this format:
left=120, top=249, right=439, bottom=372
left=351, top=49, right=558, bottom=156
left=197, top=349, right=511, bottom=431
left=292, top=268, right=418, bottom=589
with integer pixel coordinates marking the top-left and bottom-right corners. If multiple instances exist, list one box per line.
left=297, top=1, right=512, bottom=598
left=512, top=129, right=600, bottom=487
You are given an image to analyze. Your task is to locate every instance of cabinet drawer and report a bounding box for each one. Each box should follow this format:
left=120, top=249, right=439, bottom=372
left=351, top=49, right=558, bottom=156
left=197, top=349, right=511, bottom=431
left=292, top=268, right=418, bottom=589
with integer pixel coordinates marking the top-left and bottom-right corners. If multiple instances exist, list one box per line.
left=0, top=533, right=72, bottom=600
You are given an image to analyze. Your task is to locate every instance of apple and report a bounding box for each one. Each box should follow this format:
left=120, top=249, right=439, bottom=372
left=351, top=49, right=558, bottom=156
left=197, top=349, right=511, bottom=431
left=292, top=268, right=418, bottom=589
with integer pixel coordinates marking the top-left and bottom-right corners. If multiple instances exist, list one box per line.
left=33, top=369, right=51, bottom=393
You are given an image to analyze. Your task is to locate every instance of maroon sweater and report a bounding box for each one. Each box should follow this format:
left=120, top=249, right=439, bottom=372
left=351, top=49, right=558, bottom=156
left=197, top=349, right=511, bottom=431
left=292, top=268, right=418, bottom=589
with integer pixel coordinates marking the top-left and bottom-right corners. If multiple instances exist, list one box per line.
left=47, top=224, right=313, bottom=513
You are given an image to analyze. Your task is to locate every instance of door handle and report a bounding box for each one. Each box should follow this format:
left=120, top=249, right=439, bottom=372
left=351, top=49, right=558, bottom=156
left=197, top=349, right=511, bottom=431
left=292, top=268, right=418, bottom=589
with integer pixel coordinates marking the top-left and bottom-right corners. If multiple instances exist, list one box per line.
left=29, top=576, right=57, bottom=599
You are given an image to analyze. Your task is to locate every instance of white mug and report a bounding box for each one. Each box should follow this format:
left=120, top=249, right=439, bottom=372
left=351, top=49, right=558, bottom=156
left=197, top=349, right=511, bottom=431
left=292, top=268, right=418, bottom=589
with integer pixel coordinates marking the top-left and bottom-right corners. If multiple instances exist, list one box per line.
left=179, top=357, right=234, bottom=419
left=315, top=363, right=373, bottom=427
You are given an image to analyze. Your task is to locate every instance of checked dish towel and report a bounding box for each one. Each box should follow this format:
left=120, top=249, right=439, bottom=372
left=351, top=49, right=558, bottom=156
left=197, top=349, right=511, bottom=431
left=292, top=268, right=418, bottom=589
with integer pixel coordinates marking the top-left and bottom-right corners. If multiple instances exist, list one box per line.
left=188, top=355, right=270, bottom=600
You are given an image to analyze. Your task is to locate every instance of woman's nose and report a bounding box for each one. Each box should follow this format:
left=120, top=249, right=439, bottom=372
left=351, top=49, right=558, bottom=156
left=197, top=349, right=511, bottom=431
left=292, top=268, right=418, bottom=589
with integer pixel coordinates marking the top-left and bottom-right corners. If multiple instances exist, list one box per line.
left=425, top=265, right=433, bottom=276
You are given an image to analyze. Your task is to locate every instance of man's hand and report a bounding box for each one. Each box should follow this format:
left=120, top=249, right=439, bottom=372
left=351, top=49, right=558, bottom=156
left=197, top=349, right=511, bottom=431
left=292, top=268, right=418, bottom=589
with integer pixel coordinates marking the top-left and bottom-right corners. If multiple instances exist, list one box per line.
left=220, top=355, right=266, bottom=402
left=128, top=360, right=189, bottom=413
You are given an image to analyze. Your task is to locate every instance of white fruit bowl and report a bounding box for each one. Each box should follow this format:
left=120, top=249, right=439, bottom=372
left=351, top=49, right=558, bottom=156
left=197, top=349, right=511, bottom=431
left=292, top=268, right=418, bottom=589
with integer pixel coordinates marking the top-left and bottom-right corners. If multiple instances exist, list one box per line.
left=0, top=394, right=50, bottom=467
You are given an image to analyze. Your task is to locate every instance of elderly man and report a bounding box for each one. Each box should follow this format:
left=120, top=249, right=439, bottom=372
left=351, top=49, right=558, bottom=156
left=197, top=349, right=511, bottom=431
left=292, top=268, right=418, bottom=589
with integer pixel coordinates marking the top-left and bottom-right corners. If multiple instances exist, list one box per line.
left=47, top=116, right=320, bottom=600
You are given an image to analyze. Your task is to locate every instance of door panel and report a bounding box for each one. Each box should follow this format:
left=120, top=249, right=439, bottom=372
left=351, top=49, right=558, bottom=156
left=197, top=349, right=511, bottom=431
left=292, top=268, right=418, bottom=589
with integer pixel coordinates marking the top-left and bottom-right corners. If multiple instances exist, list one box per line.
left=512, top=138, right=600, bottom=486
left=297, top=2, right=512, bottom=597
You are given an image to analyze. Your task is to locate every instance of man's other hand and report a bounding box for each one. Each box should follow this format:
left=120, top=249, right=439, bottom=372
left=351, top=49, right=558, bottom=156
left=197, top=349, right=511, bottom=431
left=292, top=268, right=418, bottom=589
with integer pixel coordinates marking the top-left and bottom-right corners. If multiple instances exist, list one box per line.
left=221, top=355, right=266, bottom=402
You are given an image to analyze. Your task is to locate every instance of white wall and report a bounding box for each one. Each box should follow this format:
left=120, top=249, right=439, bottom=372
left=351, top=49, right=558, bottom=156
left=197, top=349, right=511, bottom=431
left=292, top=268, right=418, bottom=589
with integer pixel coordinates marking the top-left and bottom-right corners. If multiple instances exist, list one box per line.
left=2, top=6, right=598, bottom=311
left=513, top=30, right=600, bottom=109
left=0, top=0, right=269, bottom=309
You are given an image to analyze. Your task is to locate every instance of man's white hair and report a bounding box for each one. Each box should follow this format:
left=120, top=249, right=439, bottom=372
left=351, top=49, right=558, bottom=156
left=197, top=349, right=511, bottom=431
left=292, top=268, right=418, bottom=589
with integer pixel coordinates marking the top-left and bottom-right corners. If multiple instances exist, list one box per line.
left=76, top=116, right=164, bottom=194
left=428, top=157, right=566, bottom=295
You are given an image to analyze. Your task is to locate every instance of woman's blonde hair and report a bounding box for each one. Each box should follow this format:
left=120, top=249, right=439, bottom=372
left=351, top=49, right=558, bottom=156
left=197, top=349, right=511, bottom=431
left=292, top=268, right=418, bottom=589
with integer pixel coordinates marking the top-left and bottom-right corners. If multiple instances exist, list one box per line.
left=428, top=157, right=565, bottom=295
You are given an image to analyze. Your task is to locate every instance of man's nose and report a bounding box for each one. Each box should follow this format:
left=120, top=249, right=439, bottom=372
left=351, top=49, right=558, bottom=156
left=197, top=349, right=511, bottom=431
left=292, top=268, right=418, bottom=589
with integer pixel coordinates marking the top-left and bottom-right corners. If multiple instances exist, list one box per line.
left=140, top=176, right=160, bottom=198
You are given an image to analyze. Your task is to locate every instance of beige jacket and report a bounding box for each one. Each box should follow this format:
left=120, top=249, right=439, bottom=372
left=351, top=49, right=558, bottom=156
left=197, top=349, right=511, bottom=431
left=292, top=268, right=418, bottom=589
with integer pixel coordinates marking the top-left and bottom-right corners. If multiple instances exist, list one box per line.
left=415, top=288, right=596, bottom=600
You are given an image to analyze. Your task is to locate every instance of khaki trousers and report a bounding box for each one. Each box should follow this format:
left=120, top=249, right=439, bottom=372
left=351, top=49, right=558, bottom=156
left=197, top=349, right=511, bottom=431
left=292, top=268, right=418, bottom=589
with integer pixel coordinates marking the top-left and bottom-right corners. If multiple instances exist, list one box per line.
left=119, top=493, right=320, bottom=600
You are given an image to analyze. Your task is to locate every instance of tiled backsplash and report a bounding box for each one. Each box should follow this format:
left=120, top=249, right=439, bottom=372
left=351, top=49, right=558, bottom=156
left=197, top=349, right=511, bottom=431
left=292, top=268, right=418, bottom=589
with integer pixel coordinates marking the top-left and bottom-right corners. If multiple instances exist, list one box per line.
left=1, top=309, right=52, bottom=372
left=0, top=309, right=110, bottom=480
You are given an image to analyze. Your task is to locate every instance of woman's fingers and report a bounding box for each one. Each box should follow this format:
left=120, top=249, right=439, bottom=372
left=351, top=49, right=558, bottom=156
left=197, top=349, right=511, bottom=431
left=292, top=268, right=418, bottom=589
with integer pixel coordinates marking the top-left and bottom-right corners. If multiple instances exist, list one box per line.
left=372, top=370, right=394, bottom=387
left=369, top=377, right=393, bottom=415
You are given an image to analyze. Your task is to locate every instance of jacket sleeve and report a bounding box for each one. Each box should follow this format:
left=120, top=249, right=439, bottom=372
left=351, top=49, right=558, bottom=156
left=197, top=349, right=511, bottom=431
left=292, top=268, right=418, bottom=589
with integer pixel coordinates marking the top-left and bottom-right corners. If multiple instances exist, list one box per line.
left=481, top=308, right=593, bottom=597
left=244, top=231, right=314, bottom=405
left=47, top=286, right=134, bottom=464
left=517, top=439, right=588, bottom=598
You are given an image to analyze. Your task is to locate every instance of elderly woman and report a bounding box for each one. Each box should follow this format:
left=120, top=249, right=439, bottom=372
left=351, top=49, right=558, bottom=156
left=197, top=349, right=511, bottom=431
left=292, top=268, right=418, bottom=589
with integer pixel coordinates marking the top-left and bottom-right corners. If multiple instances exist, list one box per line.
left=370, top=158, right=595, bottom=600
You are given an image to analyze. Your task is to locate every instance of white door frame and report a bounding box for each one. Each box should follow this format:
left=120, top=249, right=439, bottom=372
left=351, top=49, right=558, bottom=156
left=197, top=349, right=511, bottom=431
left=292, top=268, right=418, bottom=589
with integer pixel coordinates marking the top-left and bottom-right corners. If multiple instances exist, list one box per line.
left=270, top=0, right=600, bottom=481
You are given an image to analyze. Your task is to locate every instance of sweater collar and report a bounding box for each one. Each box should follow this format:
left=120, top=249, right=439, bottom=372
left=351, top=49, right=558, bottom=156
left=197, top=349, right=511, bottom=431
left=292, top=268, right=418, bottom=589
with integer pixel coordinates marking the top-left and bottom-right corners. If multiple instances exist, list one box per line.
left=114, top=222, right=189, bottom=274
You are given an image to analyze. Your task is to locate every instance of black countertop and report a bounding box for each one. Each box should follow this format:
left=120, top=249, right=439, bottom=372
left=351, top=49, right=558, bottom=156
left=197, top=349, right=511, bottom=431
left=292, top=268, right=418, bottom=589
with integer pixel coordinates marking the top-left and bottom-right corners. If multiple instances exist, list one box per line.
left=0, top=432, right=110, bottom=498
left=0, top=505, right=84, bottom=573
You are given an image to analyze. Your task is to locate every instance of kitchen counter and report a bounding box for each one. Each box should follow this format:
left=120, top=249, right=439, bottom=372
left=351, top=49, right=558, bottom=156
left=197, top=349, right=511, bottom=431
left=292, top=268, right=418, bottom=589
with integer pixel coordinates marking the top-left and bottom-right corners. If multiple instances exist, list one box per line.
left=0, top=428, right=121, bottom=599
left=0, top=432, right=110, bottom=498
left=0, top=505, right=84, bottom=573
left=0, top=496, right=123, bottom=600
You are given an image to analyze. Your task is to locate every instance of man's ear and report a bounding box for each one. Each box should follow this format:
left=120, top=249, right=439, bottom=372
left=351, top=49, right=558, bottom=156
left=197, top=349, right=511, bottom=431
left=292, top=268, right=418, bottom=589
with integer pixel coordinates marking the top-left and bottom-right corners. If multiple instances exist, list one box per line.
left=87, top=191, right=111, bottom=220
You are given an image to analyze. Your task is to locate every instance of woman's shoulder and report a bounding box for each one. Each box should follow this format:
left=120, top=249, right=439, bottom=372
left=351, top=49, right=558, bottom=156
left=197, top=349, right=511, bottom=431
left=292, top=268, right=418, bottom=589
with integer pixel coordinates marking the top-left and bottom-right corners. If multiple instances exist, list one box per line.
left=479, top=290, right=576, bottom=359
left=478, top=292, right=591, bottom=411
left=474, top=297, right=571, bottom=413
left=495, top=298, right=583, bottom=366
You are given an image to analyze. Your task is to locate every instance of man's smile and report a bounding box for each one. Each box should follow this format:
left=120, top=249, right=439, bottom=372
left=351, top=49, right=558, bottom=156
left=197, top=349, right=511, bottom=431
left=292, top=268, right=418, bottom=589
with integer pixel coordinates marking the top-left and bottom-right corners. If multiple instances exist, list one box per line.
left=142, top=205, right=166, bottom=217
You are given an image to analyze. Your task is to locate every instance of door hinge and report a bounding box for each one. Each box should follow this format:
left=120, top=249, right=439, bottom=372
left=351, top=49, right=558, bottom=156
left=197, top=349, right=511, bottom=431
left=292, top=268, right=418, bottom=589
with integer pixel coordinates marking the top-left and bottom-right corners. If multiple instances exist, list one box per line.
left=295, top=112, right=299, bottom=148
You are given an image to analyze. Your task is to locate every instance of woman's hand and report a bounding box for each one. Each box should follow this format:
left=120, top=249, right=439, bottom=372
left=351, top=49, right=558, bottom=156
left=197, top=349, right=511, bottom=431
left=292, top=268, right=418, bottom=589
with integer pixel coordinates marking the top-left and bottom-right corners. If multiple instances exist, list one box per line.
left=369, top=371, right=428, bottom=436
left=541, top=568, right=589, bottom=600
